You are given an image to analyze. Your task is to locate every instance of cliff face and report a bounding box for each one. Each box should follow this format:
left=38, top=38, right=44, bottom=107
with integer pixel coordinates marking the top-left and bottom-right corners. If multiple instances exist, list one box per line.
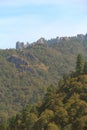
left=37, top=37, right=47, bottom=44
left=7, top=55, right=28, bottom=68
left=16, top=41, right=24, bottom=49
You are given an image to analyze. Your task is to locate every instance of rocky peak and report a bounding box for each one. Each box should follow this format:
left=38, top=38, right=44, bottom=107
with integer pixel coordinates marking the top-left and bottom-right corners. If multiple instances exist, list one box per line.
left=37, top=37, right=46, bottom=44
left=16, top=41, right=24, bottom=49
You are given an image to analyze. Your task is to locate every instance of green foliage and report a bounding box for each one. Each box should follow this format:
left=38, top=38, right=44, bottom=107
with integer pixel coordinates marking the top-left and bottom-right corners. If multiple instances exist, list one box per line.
left=83, top=61, right=87, bottom=73
left=76, top=54, right=83, bottom=74
left=1, top=72, right=87, bottom=130
left=1, top=37, right=87, bottom=125
left=75, top=54, right=87, bottom=75
left=46, top=122, right=60, bottom=130
left=36, top=109, right=54, bottom=130
left=72, top=116, right=87, bottom=130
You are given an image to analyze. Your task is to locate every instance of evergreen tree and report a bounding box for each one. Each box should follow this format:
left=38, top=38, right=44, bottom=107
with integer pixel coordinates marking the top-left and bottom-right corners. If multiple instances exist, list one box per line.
left=76, top=54, right=83, bottom=74
left=83, top=61, right=87, bottom=73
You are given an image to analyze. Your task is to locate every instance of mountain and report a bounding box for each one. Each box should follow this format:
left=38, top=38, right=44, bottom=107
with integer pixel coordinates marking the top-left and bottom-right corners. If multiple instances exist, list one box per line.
left=0, top=34, right=87, bottom=122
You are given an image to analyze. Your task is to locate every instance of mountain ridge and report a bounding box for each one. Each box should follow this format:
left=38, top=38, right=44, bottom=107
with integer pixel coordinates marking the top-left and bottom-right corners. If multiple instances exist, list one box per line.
left=16, top=33, right=87, bottom=49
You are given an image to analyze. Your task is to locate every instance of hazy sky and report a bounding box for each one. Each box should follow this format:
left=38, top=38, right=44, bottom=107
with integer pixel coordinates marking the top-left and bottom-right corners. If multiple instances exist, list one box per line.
left=0, top=0, right=87, bottom=49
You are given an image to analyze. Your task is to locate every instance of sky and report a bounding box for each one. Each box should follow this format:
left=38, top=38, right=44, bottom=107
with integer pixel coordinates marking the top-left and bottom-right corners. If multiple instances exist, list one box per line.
left=0, top=0, right=87, bottom=49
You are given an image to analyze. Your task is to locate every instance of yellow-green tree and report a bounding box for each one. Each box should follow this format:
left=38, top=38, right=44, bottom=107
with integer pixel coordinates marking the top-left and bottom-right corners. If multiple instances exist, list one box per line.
left=46, top=123, right=60, bottom=130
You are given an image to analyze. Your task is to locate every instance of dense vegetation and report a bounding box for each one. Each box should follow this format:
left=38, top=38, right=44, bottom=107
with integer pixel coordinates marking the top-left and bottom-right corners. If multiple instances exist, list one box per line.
left=1, top=55, right=87, bottom=130
left=0, top=34, right=87, bottom=123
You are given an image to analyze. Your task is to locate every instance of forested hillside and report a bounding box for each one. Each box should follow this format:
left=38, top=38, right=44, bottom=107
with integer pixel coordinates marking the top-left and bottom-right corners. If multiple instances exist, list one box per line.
left=1, top=63, right=87, bottom=130
left=0, top=34, right=87, bottom=122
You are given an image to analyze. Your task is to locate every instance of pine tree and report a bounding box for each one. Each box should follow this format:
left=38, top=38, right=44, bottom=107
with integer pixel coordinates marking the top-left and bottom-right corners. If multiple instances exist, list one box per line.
left=76, top=54, right=83, bottom=74
left=83, top=61, right=87, bottom=74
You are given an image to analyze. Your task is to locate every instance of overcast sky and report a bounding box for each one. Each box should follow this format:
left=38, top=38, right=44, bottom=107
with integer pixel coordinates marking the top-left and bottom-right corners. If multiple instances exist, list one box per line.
left=0, top=0, right=87, bottom=49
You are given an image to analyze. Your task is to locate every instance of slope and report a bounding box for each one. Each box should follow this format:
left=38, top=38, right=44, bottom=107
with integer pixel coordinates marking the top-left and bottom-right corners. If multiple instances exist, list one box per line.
left=0, top=34, right=87, bottom=122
